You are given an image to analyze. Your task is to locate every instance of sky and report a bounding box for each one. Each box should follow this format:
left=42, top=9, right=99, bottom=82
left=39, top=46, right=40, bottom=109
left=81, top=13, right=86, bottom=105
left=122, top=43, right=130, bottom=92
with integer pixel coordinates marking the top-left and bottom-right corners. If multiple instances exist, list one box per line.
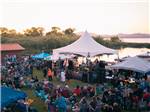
left=0, top=0, right=149, bottom=34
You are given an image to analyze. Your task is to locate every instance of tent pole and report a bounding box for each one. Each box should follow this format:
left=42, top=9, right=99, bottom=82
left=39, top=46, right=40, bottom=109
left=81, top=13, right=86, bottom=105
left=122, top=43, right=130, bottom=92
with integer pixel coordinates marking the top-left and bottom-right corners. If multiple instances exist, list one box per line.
left=117, top=52, right=120, bottom=61
left=26, top=104, right=29, bottom=112
left=99, top=56, right=101, bottom=61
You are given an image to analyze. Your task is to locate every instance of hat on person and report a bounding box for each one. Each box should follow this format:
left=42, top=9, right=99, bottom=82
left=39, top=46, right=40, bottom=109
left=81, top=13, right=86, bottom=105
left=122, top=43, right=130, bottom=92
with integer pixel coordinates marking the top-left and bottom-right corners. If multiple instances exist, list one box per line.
left=73, top=93, right=77, bottom=96
left=65, top=85, right=69, bottom=88
left=57, top=85, right=60, bottom=89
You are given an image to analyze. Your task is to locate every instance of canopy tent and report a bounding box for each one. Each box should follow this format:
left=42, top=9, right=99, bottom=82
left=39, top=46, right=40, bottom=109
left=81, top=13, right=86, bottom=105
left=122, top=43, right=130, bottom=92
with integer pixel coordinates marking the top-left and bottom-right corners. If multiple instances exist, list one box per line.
left=138, top=51, right=150, bottom=57
left=1, top=86, right=27, bottom=108
left=32, top=52, right=50, bottom=59
left=44, top=54, right=75, bottom=60
left=44, top=55, right=52, bottom=60
left=111, top=56, right=150, bottom=73
left=58, top=54, right=75, bottom=60
left=53, top=31, right=117, bottom=59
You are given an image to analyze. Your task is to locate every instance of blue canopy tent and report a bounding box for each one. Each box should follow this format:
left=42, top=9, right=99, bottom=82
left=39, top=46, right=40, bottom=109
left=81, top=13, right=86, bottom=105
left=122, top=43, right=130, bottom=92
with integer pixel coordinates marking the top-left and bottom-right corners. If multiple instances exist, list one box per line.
left=32, top=52, right=50, bottom=59
left=1, top=86, right=27, bottom=108
left=44, top=55, right=52, bottom=60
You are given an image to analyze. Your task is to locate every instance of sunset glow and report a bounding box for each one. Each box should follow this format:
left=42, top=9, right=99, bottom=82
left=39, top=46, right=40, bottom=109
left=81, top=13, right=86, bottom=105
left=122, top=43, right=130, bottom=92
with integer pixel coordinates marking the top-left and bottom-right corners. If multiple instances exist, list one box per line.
left=0, top=0, right=149, bottom=34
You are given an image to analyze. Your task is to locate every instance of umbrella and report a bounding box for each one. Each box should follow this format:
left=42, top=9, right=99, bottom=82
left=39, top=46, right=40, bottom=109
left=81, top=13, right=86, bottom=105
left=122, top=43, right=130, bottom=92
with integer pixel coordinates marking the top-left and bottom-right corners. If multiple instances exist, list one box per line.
left=32, top=52, right=50, bottom=59
left=1, top=86, right=27, bottom=108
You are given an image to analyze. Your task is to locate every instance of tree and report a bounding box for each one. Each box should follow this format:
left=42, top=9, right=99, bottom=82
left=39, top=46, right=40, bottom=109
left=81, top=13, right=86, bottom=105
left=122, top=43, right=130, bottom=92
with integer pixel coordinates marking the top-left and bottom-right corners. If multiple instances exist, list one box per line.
left=46, top=26, right=62, bottom=36
left=110, top=36, right=121, bottom=42
left=8, top=29, right=17, bottom=37
left=37, top=27, right=44, bottom=36
left=24, top=27, right=44, bottom=37
left=0, top=27, right=9, bottom=37
left=51, top=27, right=61, bottom=33
left=0, top=27, right=17, bottom=37
left=64, top=28, right=75, bottom=35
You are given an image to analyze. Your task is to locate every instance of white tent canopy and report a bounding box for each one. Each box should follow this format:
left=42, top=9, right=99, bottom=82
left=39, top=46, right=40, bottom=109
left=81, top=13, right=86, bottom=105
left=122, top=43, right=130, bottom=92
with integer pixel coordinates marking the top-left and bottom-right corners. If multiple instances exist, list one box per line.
left=53, top=31, right=117, bottom=58
left=44, top=54, right=75, bottom=60
left=138, top=52, right=150, bottom=57
left=111, top=56, right=150, bottom=73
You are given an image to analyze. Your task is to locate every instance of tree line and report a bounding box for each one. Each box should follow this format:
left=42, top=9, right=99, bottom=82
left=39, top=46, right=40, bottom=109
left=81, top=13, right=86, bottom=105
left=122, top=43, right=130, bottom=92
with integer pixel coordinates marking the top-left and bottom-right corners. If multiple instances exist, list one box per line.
left=0, top=27, right=76, bottom=37
left=1, top=26, right=149, bottom=54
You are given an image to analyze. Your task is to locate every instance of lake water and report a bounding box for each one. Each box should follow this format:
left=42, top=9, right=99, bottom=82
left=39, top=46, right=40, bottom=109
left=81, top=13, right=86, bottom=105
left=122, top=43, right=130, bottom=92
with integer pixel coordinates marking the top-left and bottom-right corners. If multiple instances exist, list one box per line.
left=121, top=38, right=150, bottom=43
left=78, top=47, right=150, bottom=63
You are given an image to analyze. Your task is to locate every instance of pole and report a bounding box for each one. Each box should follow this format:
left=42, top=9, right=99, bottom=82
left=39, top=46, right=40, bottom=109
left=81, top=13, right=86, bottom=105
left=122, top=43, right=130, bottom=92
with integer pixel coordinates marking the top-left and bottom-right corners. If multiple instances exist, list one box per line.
left=117, top=52, right=120, bottom=62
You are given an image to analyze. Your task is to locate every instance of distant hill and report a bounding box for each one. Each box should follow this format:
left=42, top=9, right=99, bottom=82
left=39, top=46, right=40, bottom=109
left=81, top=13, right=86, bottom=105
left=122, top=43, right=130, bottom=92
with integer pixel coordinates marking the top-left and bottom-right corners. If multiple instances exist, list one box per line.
left=76, top=32, right=150, bottom=43
left=118, top=33, right=150, bottom=43
left=118, top=33, right=150, bottom=38
left=76, top=32, right=150, bottom=39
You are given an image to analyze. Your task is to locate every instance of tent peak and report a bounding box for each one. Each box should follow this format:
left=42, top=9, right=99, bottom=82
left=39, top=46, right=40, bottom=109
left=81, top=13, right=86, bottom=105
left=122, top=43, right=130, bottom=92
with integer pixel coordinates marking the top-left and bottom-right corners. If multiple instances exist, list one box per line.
left=81, top=30, right=92, bottom=39
left=84, top=30, right=89, bottom=35
left=85, top=30, right=88, bottom=33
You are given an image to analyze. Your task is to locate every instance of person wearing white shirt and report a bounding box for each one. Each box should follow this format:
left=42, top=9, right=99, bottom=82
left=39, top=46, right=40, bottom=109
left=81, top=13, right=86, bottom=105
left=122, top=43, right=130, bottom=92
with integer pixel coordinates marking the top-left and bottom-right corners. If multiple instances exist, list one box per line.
left=61, top=70, right=66, bottom=82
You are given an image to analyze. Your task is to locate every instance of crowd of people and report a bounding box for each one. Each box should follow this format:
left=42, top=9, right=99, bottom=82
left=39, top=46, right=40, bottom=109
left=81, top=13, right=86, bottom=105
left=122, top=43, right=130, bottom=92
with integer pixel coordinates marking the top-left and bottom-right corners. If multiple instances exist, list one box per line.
left=40, top=58, right=107, bottom=84
left=31, top=78, right=150, bottom=112
left=1, top=55, right=33, bottom=88
left=1, top=55, right=150, bottom=112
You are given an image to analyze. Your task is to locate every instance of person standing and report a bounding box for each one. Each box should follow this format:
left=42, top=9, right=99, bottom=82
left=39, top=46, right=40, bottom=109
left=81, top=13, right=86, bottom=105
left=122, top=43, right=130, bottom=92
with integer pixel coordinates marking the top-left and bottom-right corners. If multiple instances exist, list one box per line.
left=43, top=67, right=47, bottom=78
left=55, top=93, right=67, bottom=112
left=47, top=68, right=53, bottom=81
left=60, top=70, right=66, bottom=83
left=65, top=70, right=71, bottom=83
left=73, top=85, right=81, bottom=97
left=79, top=97, right=89, bottom=112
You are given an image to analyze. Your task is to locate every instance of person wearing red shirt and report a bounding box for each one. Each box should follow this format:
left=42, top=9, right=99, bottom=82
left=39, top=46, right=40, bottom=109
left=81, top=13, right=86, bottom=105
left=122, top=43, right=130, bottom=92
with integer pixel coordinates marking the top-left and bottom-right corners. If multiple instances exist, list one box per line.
left=143, top=91, right=150, bottom=101
left=73, top=85, right=81, bottom=96
left=47, top=68, right=53, bottom=81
